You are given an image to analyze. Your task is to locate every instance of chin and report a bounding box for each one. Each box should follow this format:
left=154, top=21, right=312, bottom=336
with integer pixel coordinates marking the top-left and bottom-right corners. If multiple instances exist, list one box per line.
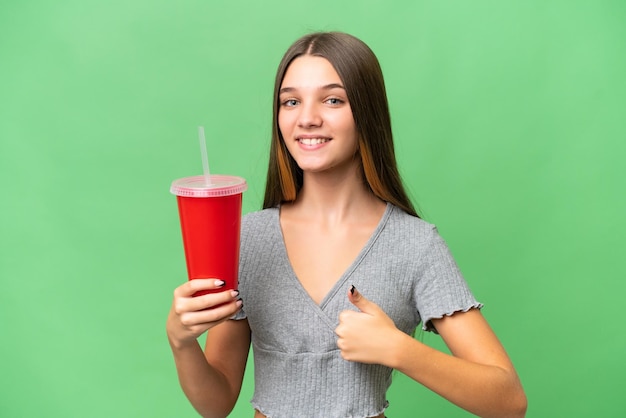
left=299, top=166, right=329, bottom=174
left=294, top=160, right=330, bottom=172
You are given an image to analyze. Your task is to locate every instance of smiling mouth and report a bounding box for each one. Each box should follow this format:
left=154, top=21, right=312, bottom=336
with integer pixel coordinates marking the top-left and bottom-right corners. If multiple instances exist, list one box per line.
left=298, top=138, right=331, bottom=145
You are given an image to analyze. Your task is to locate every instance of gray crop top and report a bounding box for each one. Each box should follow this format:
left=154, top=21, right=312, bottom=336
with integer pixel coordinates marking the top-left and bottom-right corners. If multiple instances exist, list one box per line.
left=234, top=203, right=482, bottom=417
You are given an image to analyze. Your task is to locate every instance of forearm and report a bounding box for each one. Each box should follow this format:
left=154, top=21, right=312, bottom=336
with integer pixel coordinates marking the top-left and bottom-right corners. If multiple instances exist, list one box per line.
left=390, top=332, right=526, bottom=418
left=169, top=339, right=237, bottom=418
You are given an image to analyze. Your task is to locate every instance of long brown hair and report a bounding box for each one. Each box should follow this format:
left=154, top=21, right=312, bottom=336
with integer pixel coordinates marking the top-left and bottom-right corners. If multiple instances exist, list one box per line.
left=263, top=32, right=419, bottom=218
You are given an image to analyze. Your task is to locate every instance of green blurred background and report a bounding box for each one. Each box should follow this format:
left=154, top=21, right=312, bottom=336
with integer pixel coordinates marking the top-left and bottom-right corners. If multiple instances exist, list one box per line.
left=1, top=0, right=624, bottom=416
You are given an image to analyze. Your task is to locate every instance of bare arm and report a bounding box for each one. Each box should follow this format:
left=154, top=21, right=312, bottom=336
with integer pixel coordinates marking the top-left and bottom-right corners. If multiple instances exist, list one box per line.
left=392, top=309, right=526, bottom=418
left=166, top=279, right=251, bottom=418
left=336, top=288, right=527, bottom=418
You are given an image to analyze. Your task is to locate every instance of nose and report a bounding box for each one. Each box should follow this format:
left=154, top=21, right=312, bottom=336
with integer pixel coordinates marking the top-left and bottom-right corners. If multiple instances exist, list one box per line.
left=297, top=102, right=322, bottom=128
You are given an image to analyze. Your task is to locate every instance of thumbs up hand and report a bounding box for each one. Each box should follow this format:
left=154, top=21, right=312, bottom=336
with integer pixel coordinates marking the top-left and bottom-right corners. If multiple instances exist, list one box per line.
left=335, top=285, right=403, bottom=365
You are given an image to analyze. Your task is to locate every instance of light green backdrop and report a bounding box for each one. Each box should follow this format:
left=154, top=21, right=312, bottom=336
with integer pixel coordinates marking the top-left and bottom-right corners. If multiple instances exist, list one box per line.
left=1, top=1, right=624, bottom=417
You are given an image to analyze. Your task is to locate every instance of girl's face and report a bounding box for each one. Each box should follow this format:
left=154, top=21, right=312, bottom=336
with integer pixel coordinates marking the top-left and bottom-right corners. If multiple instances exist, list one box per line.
left=278, top=55, right=359, bottom=175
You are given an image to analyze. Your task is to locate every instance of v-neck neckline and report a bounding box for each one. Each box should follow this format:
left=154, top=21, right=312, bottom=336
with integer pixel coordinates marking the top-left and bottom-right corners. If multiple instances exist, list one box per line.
left=275, top=203, right=393, bottom=312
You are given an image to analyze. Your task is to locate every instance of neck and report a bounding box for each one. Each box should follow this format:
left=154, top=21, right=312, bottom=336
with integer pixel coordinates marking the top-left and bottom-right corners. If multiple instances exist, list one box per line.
left=286, top=163, right=385, bottom=224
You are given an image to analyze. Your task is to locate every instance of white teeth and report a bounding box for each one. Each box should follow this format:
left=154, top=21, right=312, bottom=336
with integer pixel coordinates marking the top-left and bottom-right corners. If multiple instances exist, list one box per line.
left=299, top=138, right=329, bottom=145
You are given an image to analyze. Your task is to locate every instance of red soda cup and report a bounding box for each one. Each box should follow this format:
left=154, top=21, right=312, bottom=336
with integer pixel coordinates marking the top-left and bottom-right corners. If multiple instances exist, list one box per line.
left=170, top=175, right=247, bottom=296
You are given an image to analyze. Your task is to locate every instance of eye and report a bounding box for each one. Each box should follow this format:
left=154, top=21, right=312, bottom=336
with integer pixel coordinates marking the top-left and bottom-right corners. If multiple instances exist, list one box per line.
left=281, top=99, right=299, bottom=107
left=325, top=97, right=344, bottom=106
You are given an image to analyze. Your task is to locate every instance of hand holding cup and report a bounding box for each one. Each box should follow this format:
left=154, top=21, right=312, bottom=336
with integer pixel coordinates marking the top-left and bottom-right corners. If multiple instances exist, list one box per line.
left=166, top=278, right=243, bottom=348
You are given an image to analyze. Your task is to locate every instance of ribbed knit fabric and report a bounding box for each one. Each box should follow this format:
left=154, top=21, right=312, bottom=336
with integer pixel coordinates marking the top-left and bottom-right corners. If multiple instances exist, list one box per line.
left=234, top=203, right=482, bottom=418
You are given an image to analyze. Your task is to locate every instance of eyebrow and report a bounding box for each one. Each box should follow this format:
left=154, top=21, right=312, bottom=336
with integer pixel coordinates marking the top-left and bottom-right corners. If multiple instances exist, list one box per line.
left=279, top=83, right=345, bottom=95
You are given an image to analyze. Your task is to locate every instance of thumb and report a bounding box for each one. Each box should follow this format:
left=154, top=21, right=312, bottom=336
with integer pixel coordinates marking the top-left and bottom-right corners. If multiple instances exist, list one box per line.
left=348, top=285, right=379, bottom=314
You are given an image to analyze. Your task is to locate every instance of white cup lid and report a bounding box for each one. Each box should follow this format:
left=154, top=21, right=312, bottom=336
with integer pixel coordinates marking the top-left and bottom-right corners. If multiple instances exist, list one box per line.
left=170, top=175, right=247, bottom=197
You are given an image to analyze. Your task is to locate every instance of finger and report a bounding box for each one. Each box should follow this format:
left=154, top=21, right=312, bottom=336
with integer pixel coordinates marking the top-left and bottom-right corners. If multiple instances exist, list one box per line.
left=188, top=278, right=226, bottom=293
left=337, top=309, right=358, bottom=324
left=347, top=285, right=380, bottom=315
left=174, top=288, right=239, bottom=316
left=334, top=319, right=355, bottom=339
left=175, top=278, right=225, bottom=297
left=189, top=297, right=243, bottom=325
left=188, top=289, right=241, bottom=312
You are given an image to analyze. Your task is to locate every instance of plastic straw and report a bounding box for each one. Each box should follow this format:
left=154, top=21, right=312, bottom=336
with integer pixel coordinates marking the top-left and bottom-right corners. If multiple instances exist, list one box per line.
left=198, top=126, right=212, bottom=186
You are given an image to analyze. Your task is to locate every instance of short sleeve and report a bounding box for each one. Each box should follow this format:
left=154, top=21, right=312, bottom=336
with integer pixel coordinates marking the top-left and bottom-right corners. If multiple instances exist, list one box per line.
left=231, top=307, right=247, bottom=320
left=414, top=226, right=483, bottom=333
